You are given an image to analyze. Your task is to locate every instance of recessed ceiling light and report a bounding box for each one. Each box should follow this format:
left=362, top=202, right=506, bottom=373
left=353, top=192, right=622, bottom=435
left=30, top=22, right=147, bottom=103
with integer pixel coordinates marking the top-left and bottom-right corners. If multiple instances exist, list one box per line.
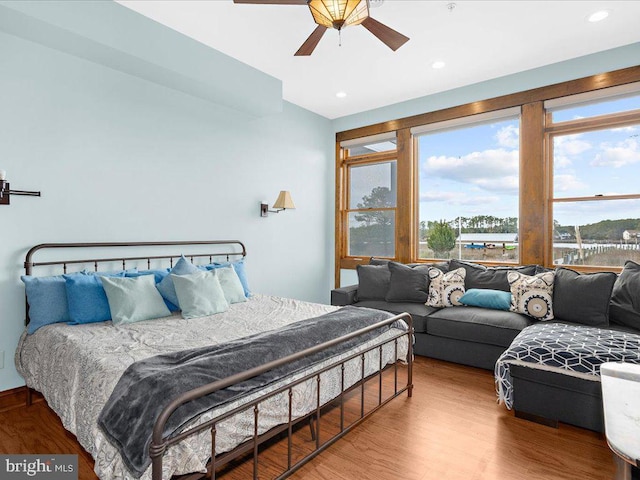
left=336, top=91, right=347, bottom=98
left=588, top=10, right=609, bottom=22
left=432, top=61, right=446, bottom=69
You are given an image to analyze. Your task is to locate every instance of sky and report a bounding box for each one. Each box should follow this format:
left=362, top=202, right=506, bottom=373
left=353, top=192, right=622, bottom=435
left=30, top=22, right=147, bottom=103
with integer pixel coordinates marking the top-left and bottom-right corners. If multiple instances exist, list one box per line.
left=349, top=94, right=640, bottom=230
left=418, top=95, right=640, bottom=227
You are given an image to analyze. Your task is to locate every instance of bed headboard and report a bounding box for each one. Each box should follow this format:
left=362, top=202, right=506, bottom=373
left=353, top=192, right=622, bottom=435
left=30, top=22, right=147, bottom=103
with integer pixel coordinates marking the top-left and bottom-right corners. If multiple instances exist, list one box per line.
left=24, top=240, right=246, bottom=275
left=23, top=240, right=246, bottom=325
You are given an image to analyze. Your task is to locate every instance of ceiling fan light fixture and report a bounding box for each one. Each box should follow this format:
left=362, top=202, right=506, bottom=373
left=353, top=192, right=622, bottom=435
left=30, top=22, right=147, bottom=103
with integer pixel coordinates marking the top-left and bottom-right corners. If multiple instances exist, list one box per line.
left=308, top=0, right=370, bottom=30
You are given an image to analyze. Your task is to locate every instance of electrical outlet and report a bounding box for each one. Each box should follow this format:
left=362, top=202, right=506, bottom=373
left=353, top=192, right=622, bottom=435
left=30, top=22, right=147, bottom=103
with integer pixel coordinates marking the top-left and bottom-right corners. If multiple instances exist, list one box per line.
left=0, top=351, right=4, bottom=369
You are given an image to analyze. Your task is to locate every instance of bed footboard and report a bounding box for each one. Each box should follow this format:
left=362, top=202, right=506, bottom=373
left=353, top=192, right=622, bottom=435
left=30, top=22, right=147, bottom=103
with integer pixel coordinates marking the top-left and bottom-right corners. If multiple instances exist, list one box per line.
left=150, top=312, right=413, bottom=480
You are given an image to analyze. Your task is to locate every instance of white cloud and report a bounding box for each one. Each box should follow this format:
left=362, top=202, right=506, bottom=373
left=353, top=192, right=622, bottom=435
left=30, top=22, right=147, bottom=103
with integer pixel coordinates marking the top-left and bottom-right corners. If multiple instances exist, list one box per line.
left=420, top=191, right=500, bottom=206
left=554, top=134, right=592, bottom=160
left=591, top=138, right=640, bottom=168
left=496, top=125, right=519, bottom=148
left=554, top=174, right=586, bottom=193
left=422, top=148, right=518, bottom=194
left=611, top=125, right=638, bottom=133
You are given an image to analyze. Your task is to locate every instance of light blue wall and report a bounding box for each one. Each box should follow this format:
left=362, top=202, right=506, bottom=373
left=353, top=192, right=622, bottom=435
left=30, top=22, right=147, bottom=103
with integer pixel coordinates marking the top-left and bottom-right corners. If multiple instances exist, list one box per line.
left=0, top=30, right=333, bottom=391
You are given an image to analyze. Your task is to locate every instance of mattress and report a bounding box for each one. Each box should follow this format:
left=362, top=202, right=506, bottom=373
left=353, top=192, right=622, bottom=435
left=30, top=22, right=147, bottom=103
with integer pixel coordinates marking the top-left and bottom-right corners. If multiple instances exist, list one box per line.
left=16, top=295, right=409, bottom=480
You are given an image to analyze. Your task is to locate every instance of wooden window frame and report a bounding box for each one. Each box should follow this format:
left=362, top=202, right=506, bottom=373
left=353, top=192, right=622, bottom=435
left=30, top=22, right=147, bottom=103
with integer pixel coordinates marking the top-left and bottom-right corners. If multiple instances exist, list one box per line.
left=335, top=65, right=640, bottom=287
left=545, top=107, right=640, bottom=272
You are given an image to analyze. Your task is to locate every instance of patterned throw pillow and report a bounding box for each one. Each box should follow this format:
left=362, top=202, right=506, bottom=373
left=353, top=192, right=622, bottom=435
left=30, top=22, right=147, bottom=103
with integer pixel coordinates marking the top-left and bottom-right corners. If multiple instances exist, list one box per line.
left=508, top=271, right=555, bottom=321
left=427, top=267, right=466, bottom=308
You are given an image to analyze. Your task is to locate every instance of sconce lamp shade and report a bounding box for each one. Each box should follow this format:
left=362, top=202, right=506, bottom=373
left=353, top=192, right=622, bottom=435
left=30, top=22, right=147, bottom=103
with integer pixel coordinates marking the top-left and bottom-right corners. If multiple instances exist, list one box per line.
left=272, top=190, right=296, bottom=210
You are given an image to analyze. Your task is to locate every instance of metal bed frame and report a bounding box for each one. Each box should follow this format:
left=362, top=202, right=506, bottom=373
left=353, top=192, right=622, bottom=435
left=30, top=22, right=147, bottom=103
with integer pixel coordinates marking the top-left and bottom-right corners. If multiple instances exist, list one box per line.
left=22, top=241, right=414, bottom=480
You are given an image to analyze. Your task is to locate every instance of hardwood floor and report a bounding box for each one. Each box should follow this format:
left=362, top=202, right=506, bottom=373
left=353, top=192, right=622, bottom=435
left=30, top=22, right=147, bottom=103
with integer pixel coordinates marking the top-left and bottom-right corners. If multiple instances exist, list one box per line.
left=0, top=357, right=615, bottom=480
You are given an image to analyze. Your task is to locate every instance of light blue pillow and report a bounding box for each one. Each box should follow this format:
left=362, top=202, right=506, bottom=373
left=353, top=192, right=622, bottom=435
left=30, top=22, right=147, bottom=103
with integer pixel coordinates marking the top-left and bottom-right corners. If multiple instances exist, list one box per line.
left=208, top=259, right=251, bottom=297
left=172, top=270, right=229, bottom=319
left=64, top=271, right=125, bottom=324
left=157, top=256, right=200, bottom=307
left=88, top=268, right=137, bottom=276
left=459, top=288, right=512, bottom=311
left=22, top=274, right=82, bottom=334
left=126, top=269, right=169, bottom=283
left=126, top=269, right=179, bottom=311
left=101, top=275, right=172, bottom=325
left=216, top=266, right=247, bottom=304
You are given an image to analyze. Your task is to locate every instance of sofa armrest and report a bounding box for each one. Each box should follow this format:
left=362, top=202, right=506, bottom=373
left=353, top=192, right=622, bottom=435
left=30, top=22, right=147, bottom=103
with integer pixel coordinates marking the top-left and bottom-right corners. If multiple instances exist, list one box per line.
left=331, top=284, right=359, bottom=306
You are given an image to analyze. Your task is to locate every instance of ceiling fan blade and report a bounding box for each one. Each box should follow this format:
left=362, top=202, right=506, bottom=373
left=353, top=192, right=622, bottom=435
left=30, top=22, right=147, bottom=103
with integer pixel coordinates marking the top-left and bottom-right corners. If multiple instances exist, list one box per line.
left=361, top=17, right=409, bottom=51
left=233, top=0, right=308, bottom=4
left=294, top=25, right=327, bottom=56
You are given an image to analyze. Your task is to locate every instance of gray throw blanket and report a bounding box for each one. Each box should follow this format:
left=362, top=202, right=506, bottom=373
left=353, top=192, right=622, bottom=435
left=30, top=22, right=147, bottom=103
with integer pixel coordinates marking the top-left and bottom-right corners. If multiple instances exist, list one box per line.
left=98, top=306, right=406, bottom=477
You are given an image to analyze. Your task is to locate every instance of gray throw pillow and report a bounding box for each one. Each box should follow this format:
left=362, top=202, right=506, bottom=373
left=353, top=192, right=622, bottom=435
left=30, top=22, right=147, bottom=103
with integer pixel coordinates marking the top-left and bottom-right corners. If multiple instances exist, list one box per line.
left=385, top=262, right=432, bottom=303
left=552, top=267, right=617, bottom=327
left=449, top=260, right=537, bottom=292
left=610, top=260, right=640, bottom=331
left=369, top=257, right=390, bottom=266
left=356, top=264, right=391, bottom=300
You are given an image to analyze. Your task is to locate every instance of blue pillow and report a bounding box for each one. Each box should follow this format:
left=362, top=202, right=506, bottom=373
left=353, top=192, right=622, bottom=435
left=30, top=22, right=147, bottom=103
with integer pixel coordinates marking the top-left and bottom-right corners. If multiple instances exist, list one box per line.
left=459, top=288, right=512, bottom=311
left=64, top=271, right=125, bottom=324
left=126, top=269, right=179, bottom=311
left=22, top=274, right=82, bottom=334
left=207, top=259, right=251, bottom=297
left=157, top=256, right=200, bottom=307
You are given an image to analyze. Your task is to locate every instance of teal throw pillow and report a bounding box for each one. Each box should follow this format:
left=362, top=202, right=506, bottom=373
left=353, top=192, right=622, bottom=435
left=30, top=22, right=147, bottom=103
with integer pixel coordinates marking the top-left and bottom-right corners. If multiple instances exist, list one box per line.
left=157, top=256, right=200, bottom=307
left=101, top=275, right=172, bottom=325
left=172, top=270, right=229, bottom=319
left=216, top=266, right=247, bottom=304
left=459, top=288, right=512, bottom=311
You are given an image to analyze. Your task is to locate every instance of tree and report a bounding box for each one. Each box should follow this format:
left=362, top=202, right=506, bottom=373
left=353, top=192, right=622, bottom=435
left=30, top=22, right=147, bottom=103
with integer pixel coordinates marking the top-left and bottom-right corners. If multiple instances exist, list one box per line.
left=354, top=187, right=394, bottom=227
left=427, top=220, right=457, bottom=258
left=349, top=186, right=395, bottom=257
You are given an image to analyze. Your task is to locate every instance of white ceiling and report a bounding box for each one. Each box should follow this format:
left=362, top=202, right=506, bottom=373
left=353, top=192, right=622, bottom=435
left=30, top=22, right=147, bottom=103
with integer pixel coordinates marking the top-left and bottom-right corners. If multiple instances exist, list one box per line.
left=117, top=1, right=640, bottom=120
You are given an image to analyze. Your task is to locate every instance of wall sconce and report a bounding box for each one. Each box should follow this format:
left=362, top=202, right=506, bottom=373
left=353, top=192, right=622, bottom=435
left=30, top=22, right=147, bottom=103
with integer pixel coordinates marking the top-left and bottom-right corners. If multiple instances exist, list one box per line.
left=0, top=170, right=41, bottom=205
left=260, top=190, right=296, bottom=217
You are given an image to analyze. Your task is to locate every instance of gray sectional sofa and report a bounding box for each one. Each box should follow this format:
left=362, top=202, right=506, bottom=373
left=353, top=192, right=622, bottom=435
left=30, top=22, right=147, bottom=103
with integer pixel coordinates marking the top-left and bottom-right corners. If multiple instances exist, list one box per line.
left=331, top=258, right=640, bottom=434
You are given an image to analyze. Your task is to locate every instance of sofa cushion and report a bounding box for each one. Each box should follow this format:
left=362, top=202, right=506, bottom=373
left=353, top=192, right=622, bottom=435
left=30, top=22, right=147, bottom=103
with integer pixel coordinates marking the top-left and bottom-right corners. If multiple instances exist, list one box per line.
left=385, top=262, right=431, bottom=303
left=426, top=306, right=535, bottom=348
left=610, top=260, right=640, bottom=331
left=449, top=260, right=537, bottom=292
left=553, top=267, right=617, bottom=327
left=353, top=300, right=438, bottom=333
left=356, top=264, right=391, bottom=300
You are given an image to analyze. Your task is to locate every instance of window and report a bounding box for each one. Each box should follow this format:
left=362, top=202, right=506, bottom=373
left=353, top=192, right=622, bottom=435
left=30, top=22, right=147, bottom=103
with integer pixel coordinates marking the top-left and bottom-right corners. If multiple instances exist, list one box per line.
left=334, top=66, right=640, bottom=286
left=547, top=86, right=640, bottom=268
left=414, top=109, right=520, bottom=262
left=339, top=134, right=397, bottom=259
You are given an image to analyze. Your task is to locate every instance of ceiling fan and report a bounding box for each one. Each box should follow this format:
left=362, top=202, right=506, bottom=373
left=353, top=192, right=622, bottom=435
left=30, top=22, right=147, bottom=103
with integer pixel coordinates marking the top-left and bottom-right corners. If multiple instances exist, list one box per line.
left=233, top=0, right=410, bottom=56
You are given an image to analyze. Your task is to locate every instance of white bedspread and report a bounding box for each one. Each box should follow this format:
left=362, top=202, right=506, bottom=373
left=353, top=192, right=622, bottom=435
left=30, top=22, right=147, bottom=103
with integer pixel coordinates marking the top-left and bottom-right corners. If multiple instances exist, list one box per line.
left=16, top=295, right=408, bottom=480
